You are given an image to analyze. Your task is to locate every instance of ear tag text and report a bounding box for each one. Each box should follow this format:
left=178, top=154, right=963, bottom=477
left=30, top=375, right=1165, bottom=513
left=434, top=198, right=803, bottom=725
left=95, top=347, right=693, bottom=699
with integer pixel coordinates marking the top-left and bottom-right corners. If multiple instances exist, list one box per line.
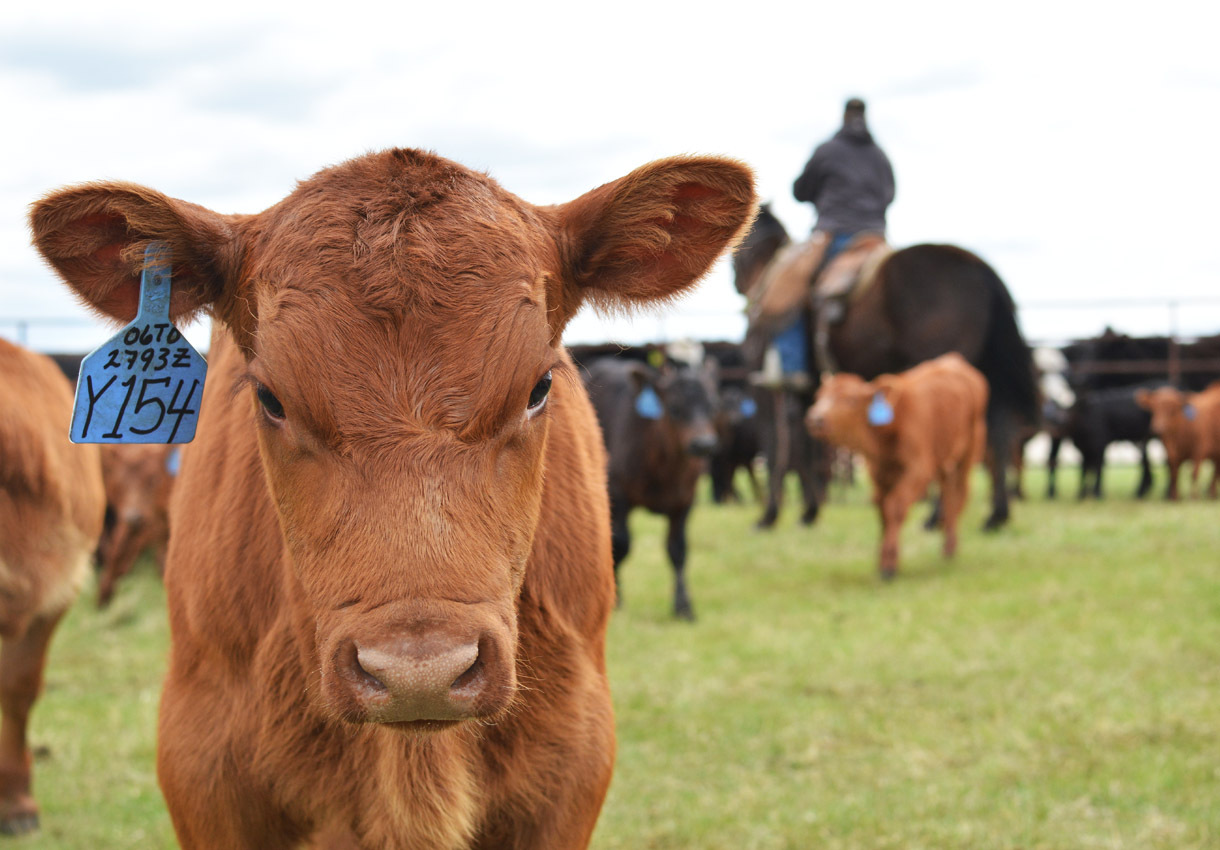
left=868, top=392, right=894, bottom=426
left=70, top=243, right=208, bottom=443
left=635, top=386, right=664, bottom=420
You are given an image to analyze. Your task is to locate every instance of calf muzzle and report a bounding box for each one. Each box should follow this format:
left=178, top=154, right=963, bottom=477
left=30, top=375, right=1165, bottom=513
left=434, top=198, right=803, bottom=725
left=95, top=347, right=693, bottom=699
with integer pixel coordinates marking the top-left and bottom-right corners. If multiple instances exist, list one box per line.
left=324, top=603, right=514, bottom=727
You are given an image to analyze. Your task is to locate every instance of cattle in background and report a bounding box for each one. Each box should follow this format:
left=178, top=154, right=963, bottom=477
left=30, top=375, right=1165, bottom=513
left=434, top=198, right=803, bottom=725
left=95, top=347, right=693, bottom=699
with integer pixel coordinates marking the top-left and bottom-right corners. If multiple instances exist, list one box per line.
left=806, top=354, right=987, bottom=579
left=0, top=338, right=105, bottom=834
left=585, top=356, right=720, bottom=620
left=700, top=341, right=761, bottom=505
left=1047, top=386, right=1155, bottom=500
left=1135, top=383, right=1220, bottom=499
left=32, top=149, right=756, bottom=847
left=95, top=443, right=178, bottom=607
left=709, top=384, right=761, bottom=504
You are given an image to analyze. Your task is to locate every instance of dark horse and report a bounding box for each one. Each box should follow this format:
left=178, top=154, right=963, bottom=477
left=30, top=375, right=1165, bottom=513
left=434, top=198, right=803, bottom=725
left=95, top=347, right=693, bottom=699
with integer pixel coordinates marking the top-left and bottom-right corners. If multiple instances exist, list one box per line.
left=736, top=206, right=1039, bottom=530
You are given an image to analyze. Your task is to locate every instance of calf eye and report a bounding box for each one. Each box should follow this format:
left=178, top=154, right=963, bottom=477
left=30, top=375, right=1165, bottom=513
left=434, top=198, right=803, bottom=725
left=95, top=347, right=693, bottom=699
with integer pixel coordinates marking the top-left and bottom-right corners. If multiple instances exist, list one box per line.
left=526, top=371, right=552, bottom=418
left=256, top=384, right=286, bottom=421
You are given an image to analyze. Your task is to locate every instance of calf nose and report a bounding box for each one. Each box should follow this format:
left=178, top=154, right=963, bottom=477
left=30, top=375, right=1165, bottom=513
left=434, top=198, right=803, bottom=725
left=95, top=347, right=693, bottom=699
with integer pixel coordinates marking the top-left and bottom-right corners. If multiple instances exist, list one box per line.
left=687, top=433, right=719, bottom=456
left=341, top=635, right=486, bottom=724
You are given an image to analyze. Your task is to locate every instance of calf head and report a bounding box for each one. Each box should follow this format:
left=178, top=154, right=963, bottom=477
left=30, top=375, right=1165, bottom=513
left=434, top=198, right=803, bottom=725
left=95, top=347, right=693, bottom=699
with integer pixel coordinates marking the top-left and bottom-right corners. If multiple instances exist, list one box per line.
left=1134, top=386, right=1192, bottom=437
left=635, top=360, right=720, bottom=457
left=805, top=373, right=884, bottom=454
left=31, top=149, right=755, bottom=731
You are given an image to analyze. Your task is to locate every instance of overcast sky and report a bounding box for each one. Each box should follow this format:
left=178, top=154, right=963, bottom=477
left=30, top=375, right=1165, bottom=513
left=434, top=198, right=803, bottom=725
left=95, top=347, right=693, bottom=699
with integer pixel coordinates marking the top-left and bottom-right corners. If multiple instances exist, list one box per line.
left=2, top=1, right=1218, bottom=353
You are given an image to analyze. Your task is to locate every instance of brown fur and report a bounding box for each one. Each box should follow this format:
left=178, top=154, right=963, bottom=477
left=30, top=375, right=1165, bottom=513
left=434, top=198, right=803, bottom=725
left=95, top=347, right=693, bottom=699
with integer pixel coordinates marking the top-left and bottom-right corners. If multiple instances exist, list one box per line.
left=805, top=353, right=987, bottom=578
left=1135, top=383, right=1220, bottom=500
left=0, top=338, right=105, bottom=833
left=95, top=443, right=176, bottom=607
left=31, top=148, right=756, bottom=849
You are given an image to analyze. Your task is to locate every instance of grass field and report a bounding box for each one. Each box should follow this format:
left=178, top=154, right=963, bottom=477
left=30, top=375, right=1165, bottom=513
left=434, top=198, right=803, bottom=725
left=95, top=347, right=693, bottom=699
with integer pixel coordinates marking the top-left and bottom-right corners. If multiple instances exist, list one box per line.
left=21, top=466, right=1220, bottom=849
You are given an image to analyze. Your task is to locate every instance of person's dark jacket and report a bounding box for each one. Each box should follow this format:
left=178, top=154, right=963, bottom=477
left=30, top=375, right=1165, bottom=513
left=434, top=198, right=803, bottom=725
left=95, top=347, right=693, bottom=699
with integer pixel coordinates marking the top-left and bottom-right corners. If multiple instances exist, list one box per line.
left=793, top=122, right=895, bottom=235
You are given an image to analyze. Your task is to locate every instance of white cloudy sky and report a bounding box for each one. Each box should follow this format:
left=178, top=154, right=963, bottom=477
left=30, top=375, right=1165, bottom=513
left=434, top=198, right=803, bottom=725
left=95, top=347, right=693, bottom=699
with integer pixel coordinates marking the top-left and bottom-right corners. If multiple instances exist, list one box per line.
left=2, top=1, right=1218, bottom=353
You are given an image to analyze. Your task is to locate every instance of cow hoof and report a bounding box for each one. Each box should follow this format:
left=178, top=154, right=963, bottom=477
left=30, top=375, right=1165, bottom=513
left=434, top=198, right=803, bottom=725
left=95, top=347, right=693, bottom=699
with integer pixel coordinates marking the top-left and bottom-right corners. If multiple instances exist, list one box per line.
left=982, top=515, right=1007, bottom=532
left=673, top=605, right=697, bottom=622
left=0, top=808, right=39, bottom=836
left=879, top=568, right=897, bottom=582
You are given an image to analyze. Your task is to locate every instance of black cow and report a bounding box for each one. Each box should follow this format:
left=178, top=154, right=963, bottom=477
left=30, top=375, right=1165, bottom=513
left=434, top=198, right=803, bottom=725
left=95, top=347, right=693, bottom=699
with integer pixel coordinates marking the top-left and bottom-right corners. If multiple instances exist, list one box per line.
left=709, top=385, right=761, bottom=504
left=1048, top=385, right=1155, bottom=499
left=584, top=357, right=719, bottom=620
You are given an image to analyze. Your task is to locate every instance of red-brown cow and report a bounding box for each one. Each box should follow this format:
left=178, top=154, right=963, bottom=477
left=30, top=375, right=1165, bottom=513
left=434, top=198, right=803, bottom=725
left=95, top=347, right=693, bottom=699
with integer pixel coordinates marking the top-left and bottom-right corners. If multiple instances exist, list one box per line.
left=31, top=148, right=755, bottom=849
left=0, top=338, right=104, bottom=834
left=1135, top=383, right=1220, bottom=499
left=805, top=353, right=988, bottom=578
left=95, top=443, right=176, bottom=607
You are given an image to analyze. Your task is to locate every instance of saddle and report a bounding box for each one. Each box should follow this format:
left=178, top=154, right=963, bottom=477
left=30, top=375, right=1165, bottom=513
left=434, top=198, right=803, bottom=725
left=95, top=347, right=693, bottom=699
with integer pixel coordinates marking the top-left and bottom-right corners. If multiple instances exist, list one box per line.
left=746, top=231, right=890, bottom=337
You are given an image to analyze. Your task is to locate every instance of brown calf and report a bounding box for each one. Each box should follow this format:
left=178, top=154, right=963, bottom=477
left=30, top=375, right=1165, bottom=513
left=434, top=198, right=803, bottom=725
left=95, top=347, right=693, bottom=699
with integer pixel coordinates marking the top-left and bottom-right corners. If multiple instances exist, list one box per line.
left=95, top=443, right=176, bottom=607
left=1135, top=383, right=1220, bottom=499
left=32, top=148, right=755, bottom=848
left=805, top=353, right=988, bottom=578
left=0, top=339, right=104, bottom=834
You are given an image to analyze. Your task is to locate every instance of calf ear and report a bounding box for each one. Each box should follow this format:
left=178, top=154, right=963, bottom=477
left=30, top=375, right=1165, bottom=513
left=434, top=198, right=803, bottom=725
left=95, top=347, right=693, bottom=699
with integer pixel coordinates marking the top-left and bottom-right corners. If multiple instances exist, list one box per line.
left=548, top=156, right=756, bottom=332
left=30, top=182, right=241, bottom=328
left=1133, top=389, right=1151, bottom=409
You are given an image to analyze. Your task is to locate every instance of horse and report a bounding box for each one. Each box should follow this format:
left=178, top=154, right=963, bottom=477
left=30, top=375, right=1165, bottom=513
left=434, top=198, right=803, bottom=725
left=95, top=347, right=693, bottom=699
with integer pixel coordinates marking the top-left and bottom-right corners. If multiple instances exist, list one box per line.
left=736, top=206, right=1039, bottom=530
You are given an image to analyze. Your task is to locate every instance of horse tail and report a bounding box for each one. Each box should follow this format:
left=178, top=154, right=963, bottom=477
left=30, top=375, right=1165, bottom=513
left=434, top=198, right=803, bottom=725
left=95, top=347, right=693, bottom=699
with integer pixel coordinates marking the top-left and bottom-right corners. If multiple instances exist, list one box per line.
left=976, top=261, right=1039, bottom=430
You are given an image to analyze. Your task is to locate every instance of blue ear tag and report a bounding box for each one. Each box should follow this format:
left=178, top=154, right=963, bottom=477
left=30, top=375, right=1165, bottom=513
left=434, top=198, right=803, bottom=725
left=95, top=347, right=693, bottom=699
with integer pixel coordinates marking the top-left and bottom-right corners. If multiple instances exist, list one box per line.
left=867, top=392, right=894, bottom=426
left=635, top=385, right=664, bottom=420
left=70, top=242, right=208, bottom=443
left=1184, top=403, right=1197, bottom=421
left=740, top=397, right=758, bottom=418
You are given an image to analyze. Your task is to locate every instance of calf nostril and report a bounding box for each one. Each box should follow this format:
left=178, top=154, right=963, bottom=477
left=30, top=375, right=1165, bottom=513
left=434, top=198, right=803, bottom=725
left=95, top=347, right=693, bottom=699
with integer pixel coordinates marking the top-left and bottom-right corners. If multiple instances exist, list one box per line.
left=449, top=654, right=483, bottom=693
left=342, top=639, right=387, bottom=693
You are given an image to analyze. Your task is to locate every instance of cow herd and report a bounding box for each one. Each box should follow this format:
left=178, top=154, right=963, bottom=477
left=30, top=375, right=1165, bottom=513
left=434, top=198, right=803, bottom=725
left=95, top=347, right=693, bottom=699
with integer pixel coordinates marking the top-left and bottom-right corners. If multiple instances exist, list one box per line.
left=2, top=148, right=1217, bottom=847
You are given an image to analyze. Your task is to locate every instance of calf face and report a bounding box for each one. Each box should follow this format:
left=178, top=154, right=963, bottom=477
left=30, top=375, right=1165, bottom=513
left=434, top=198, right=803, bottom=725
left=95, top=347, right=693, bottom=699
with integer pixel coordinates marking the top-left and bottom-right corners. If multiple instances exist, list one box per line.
left=31, top=150, right=755, bottom=731
left=805, top=373, right=877, bottom=453
left=656, top=363, right=720, bottom=457
left=1135, top=386, right=1191, bottom=439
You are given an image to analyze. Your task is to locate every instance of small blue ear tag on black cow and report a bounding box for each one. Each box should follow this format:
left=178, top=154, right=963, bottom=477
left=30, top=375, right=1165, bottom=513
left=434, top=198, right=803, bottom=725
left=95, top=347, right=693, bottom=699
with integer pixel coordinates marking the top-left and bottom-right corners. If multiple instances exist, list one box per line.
left=635, top=386, right=664, bottom=420
left=868, top=392, right=894, bottom=426
left=740, top=397, right=758, bottom=418
left=70, top=243, right=208, bottom=444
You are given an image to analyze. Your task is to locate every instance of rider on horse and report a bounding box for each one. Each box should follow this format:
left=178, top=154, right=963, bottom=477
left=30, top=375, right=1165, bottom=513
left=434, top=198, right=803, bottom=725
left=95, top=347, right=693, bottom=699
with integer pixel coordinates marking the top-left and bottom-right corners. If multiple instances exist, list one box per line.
left=760, top=97, right=895, bottom=386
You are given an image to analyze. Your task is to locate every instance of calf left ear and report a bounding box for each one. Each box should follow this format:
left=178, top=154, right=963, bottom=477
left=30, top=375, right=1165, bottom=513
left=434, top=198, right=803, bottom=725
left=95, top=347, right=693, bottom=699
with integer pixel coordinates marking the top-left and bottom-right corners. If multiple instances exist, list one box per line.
left=547, top=156, right=756, bottom=333
left=29, top=182, right=241, bottom=327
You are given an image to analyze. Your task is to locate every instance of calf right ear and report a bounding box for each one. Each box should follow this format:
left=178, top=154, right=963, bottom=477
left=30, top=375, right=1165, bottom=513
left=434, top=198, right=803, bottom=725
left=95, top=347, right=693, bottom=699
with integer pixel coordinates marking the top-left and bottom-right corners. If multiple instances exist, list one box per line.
left=546, top=156, right=757, bottom=337
left=1133, top=389, right=1151, bottom=410
left=30, top=182, right=241, bottom=328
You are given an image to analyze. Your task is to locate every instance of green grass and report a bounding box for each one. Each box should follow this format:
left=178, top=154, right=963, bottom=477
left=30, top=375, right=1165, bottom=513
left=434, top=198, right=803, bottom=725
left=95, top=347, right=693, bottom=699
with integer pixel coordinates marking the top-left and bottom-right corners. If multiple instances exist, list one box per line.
left=21, top=467, right=1220, bottom=848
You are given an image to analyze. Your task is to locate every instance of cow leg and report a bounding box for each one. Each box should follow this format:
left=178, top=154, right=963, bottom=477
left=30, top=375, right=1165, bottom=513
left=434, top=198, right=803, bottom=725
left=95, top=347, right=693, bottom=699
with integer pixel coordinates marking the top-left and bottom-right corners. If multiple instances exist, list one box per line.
left=1136, top=441, right=1153, bottom=499
left=1092, top=456, right=1104, bottom=499
left=1046, top=435, right=1061, bottom=499
left=1165, top=457, right=1181, bottom=501
left=96, top=519, right=145, bottom=608
left=666, top=509, right=696, bottom=621
left=609, top=499, right=631, bottom=608
left=0, top=610, right=64, bottom=835
left=878, top=474, right=924, bottom=579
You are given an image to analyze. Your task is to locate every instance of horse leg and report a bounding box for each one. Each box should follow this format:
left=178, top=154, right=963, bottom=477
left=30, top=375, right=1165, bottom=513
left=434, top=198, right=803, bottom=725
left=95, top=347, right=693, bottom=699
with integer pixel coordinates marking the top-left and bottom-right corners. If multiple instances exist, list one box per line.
left=0, top=611, right=64, bottom=835
left=757, top=390, right=789, bottom=529
left=983, top=413, right=1013, bottom=530
left=666, top=508, right=696, bottom=621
